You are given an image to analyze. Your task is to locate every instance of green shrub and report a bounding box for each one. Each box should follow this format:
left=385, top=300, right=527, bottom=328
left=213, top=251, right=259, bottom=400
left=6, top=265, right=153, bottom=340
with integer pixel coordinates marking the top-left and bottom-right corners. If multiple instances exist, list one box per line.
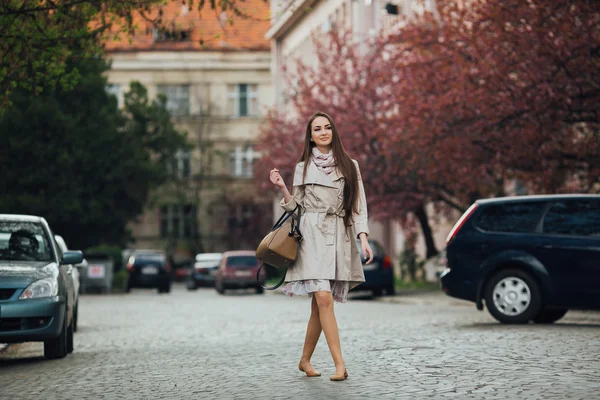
left=112, top=269, right=129, bottom=293
left=84, top=244, right=124, bottom=272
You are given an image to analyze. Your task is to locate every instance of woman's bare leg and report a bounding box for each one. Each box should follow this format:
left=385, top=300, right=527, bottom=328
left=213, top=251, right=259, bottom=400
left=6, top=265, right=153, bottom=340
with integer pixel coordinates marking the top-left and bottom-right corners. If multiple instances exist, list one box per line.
left=300, top=295, right=321, bottom=374
left=313, top=291, right=345, bottom=375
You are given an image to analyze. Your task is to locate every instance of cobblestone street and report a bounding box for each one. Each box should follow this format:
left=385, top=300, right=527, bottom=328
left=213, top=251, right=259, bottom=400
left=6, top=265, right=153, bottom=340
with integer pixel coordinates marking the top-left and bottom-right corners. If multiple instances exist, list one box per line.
left=1, top=285, right=599, bottom=399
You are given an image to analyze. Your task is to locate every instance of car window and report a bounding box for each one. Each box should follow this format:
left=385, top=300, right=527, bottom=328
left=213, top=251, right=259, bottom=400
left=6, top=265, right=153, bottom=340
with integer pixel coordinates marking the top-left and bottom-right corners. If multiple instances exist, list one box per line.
left=226, top=256, right=258, bottom=268
left=133, top=254, right=165, bottom=266
left=542, top=200, right=600, bottom=237
left=0, top=221, right=53, bottom=262
left=475, top=202, right=546, bottom=233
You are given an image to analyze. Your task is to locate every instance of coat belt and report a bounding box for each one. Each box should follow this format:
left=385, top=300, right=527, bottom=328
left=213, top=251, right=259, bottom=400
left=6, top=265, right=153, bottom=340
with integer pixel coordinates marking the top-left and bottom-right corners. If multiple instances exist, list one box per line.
left=303, top=207, right=345, bottom=217
left=303, top=207, right=346, bottom=245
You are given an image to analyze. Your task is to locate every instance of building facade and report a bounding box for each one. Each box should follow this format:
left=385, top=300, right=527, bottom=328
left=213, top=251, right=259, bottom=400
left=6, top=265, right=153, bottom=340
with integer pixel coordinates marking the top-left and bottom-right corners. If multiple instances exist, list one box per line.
left=105, top=0, right=274, bottom=260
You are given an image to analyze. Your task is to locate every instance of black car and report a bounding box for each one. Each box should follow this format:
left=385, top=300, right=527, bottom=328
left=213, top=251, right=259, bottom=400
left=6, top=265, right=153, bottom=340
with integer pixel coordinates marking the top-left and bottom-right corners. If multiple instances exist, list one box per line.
left=441, top=194, right=600, bottom=324
left=352, top=239, right=395, bottom=297
left=125, top=251, right=171, bottom=294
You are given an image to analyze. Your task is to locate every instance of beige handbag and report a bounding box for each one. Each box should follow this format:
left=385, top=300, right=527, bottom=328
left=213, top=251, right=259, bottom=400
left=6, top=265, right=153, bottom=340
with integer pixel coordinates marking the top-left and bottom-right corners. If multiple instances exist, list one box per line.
left=256, top=206, right=303, bottom=290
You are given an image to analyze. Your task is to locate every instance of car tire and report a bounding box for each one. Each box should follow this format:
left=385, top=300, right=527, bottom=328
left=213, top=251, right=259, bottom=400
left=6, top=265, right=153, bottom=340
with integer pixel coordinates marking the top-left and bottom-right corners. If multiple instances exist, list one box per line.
left=385, top=285, right=395, bottom=296
left=533, top=308, right=568, bottom=324
left=66, top=319, right=74, bottom=354
left=484, top=268, right=542, bottom=324
left=163, top=283, right=171, bottom=294
left=372, top=288, right=383, bottom=297
left=124, top=279, right=132, bottom=293
left=216, top=284, right=225, bottom=295
left=44, top=313, right=68, bottom=359
left=73, top=302, right=78, bottom=333
left=256, top=286, right=264, bottom=294
left=186, top=279, right=198, bottom=291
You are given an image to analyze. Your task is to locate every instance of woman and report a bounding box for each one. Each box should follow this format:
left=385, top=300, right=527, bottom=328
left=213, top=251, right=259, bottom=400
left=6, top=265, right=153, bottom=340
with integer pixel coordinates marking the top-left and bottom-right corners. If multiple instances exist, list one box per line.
left=269, top=111, right=373, bottom=382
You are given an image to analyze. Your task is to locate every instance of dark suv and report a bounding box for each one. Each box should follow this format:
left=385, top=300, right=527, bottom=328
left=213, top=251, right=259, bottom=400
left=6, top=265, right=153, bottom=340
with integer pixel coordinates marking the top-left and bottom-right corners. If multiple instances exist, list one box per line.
left=440, top=194, right=600, bottom=324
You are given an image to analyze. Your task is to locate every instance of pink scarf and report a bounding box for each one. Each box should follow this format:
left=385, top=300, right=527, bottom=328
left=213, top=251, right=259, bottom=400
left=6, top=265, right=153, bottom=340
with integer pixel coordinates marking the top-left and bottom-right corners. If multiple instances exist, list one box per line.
left=311, top=147, right=336, bottom=175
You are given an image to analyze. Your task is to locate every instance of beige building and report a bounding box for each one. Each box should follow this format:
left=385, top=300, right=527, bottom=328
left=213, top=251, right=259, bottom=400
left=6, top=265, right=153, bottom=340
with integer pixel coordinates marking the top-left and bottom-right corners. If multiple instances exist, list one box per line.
left=266, top=0, right=448, bottom=275
left=104, top=1, right=274, bottom=259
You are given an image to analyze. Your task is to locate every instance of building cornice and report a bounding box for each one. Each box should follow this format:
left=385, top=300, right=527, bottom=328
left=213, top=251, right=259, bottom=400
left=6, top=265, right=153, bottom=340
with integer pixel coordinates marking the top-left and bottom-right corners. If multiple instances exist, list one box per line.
left=107, top=51, right=271, bottom=71
left=265, top=0, right=319, bottom=40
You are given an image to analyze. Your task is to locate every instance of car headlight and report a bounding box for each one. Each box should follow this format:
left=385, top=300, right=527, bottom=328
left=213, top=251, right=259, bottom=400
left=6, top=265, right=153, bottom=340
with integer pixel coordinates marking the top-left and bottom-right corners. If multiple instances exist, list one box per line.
left=19, top=277, right=59, bottom=299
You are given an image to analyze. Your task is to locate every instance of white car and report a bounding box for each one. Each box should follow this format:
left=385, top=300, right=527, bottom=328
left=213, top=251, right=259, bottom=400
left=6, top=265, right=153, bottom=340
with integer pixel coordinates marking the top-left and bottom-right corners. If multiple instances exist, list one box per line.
left=54, top=235, right=86, bottom=332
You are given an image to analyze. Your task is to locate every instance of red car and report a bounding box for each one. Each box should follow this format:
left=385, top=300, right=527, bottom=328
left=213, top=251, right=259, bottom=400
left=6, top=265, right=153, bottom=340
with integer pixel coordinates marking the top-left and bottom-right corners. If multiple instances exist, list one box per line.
left=215, top=250, right=266, bottom=294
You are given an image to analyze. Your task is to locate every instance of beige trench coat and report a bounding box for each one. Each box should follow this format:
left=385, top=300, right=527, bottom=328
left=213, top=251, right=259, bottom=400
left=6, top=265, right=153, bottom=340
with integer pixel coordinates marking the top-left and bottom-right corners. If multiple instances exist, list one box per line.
left=279, top=159, right=368, bottom=290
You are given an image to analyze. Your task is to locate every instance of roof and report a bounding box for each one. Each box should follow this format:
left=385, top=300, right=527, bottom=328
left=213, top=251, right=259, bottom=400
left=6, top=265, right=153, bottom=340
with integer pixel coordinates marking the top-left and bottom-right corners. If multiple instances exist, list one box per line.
left=0, top=214, right=44, bottom=222
left=104, top=0, right=271, bottom=52
left=195, top=253, right=223, bottom=260
left=222, top=250, right=257, bottom=257
left=476, top=194, right=600, bottom=205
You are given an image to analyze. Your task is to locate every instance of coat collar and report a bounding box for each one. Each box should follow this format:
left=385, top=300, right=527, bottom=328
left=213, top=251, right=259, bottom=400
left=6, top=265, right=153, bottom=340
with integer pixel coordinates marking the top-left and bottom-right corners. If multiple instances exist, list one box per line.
left=292, top=161, right=343, bottom=188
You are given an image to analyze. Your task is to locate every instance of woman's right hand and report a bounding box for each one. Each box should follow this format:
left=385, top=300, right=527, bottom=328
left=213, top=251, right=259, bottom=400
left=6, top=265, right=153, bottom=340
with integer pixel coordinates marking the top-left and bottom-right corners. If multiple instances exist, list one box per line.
left=269, top=168, right=287, bottom=189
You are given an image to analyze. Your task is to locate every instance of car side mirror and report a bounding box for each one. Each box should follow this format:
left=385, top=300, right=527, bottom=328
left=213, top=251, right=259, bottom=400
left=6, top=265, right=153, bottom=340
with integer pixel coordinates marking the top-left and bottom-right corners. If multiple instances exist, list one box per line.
left=62, top=251, right=84, bottom=265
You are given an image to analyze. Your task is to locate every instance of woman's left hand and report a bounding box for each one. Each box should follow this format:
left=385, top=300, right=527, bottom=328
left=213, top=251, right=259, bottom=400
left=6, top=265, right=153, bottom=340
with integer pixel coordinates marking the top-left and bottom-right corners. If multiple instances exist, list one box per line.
left=361, top=238, right=374, bottom=265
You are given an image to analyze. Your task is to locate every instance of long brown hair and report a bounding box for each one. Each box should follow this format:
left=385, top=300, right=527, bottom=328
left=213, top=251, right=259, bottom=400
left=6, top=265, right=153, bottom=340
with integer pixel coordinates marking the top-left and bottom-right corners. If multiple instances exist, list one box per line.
left=298, top=112, right=359, bottom=228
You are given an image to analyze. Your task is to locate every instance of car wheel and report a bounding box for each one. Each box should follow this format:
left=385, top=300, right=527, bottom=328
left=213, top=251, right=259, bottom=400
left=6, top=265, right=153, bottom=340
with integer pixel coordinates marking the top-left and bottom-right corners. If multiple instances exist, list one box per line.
left=256, top=286, right=264, bottom=294
left=372, top=288, right=383, bottom=297
left=44, top=312, right=68, bottom=359
left=216, top=283, right=225, bottom=295
left=533, top=308, right=568, bottom=324
left=73, top=302, right=78, bottom=333
left=163, top=283, right=171, bottom=294
left=385, top=285, right=395, bottom=296
left=124, top=279, right=132, bottom=293
left=66, top=319, right=74, bottom=354
left=484, top=268, right=542, bottom=324
left=186, top=279, right=198, bottom=291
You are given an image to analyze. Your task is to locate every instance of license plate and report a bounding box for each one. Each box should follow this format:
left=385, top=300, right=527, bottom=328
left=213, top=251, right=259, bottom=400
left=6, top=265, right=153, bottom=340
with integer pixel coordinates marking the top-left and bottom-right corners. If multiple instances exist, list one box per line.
left=88, top=265, right=106, bottom=279
left=142, top=266, right=159, bottom=275
left=234, top=270, right=252, bottom=277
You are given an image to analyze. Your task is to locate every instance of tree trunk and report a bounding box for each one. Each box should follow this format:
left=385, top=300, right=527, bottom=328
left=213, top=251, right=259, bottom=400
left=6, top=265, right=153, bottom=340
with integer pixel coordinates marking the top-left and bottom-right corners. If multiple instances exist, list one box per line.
left=415, top=203, right=439, bottom=259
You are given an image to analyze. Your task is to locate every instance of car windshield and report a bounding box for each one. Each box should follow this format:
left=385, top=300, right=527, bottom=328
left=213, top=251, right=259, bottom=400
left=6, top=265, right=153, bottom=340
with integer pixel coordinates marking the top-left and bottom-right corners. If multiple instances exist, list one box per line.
left=0, top=221, right=53, bottom=262
left=226, top=256, right=257, bottom=268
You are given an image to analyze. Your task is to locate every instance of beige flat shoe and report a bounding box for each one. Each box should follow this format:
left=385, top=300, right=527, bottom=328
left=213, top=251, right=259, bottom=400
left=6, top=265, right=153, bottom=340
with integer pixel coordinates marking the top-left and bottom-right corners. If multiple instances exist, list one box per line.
left=299, top=363, right=321, bottom=377
left=329, top=369, right=348, bottom=381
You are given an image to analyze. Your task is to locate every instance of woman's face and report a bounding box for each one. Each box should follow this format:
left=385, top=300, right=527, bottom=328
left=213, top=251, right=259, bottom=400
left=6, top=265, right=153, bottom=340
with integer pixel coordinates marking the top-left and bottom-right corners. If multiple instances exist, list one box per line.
left=311, top=116, right=333, bottom=149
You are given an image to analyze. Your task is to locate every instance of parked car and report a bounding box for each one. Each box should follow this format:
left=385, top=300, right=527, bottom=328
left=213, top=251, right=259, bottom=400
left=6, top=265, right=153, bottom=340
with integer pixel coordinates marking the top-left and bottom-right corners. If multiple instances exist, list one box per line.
left=125, top=251, right=171, bottom=294
left=440, top=194, right=600, bottom=324
left=0, top=214, right=83, bottom=359
left=54, top=235, right=87, bottom=332
left=215, top=251, right=266, bottom=294
left=186, top=253, right=223, bottom=290
left=352, top=239, right=395, bottom=297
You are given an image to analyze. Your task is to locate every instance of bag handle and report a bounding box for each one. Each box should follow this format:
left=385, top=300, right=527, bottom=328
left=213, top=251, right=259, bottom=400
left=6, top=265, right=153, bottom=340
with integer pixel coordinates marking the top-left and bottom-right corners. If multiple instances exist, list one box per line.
left=257, top=263, right=287, bottom=290
left=257, top=206, right=303, bottom=290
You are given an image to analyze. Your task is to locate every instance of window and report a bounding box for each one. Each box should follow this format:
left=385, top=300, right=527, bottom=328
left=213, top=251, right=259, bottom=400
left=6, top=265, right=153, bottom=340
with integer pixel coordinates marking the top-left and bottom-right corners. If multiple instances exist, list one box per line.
left=152, top=27, right=192, bottom=42
left=226, top=256, right=258, bottom=268
left=106, top=84, right=123, bottom=108
left=475, top=202, right=546, bottom=233
left=229, top=145, right=260, bottom=177
left=543, top=200, right=600, bottom=237
left=169, top=150, right=191, bottom=178
left=157, top=85, right=190, bottom=117
left=159, top=204, right=197, bottom=238
left=227, top=84, right=258, bottom=117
